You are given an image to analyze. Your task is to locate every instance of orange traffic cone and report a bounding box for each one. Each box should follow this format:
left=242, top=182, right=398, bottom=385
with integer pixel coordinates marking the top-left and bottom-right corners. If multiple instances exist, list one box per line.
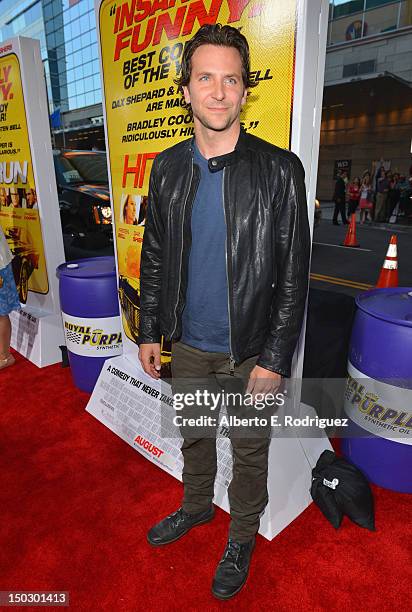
left=342, top=213, right=359, bottom=248
left=376, top=234, right=399, bottom=288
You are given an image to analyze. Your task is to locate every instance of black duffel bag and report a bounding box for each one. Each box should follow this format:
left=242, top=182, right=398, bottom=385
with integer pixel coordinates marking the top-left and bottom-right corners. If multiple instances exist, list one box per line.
left=311, top=449, right=375, bottom=531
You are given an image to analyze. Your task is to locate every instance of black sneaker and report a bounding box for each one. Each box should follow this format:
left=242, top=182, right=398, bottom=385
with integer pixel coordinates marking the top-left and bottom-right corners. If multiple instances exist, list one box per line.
left=211, top=537, right=255, bottom=600
left=147, top=506, right=214, bottom=546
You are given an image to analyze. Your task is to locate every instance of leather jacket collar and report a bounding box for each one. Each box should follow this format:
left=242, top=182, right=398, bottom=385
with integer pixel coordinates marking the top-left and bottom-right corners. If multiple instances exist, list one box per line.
left=188, top=127, right=248, bottom=173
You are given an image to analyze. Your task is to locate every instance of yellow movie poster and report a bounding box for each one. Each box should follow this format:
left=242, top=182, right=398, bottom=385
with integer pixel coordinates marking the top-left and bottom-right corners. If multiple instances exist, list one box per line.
left=97, top=0, right=297, bottom=354
left=0, top=52, right=48, bottom=303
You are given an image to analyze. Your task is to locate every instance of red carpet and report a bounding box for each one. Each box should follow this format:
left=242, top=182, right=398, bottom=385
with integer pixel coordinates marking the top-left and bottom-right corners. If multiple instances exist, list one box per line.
left=1, top=351, right=412, bottom=611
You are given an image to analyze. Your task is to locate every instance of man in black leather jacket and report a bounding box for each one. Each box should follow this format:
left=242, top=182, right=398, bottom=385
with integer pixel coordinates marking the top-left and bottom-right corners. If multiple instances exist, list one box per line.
left=139, top=24, right=310, bottom=599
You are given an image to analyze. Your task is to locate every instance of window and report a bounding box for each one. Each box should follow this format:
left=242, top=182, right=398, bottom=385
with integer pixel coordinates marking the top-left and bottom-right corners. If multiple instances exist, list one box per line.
left=333, top=1, right=364, bottom=19
left=329, top=10, right=365, bottom=43
left=55, top=29, right=65, bottom=47
left=83, top=78, right=93, bottom=94
left=342, top=59, right=377, bottom=76
left=82, top=45, right=92, bottom=63
left=328, top=1, right=404, bottom=44
left=81, top=32, right=92, bottom=49
left=76, top=80, right=85, bottom=95
left=83, top=61, right=93, bottom=78
left=79, top=1, right=89, bottom=16
left=365, top=0, right=395, bottom=8
left=90, top=27, right=97, bottom=44
left=66, top=54, right=74, bottom=71
left=73, top=50, right=82, bottom=66
left=43, top=5, right=53, bottom=20
left=25, top=2, right=42, bottom=25
left=89, top=12, right=97, bottom=31
left=364, top=3, right=400, bottom=35
left=67, top=83, right=76, bottom=101
left=80, top=14, right=89, bottom=32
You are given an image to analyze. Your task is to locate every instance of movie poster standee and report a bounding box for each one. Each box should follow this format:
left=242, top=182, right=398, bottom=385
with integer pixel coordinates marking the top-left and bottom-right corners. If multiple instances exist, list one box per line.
left=0, top=37, right=66, bottom=367
left=87, top=0, right=332, bottom=540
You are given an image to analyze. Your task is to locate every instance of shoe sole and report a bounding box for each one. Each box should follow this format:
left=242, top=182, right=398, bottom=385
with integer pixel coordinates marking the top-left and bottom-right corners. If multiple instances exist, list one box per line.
left=147, top=510, right=215, bottom=547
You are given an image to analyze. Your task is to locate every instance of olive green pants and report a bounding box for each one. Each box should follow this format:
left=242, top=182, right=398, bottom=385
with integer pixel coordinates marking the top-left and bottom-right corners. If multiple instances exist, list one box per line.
left=171, top=341, right=272, bottom=543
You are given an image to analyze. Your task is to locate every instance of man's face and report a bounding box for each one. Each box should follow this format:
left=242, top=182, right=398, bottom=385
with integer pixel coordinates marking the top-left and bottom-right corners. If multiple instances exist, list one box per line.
left=26, top=189, right=36, bottom=207
left=10, top=189, right=20, bottom=207
left=125, top=196, right=136, bottom=224
left=183, top=44, right=247, bottom=134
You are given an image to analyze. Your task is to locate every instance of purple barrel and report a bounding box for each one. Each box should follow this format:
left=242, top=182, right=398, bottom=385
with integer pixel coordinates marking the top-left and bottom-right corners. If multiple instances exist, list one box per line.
left=342, top=287, right=412, bottom=493
left=57, top=257, right=122, bottom=392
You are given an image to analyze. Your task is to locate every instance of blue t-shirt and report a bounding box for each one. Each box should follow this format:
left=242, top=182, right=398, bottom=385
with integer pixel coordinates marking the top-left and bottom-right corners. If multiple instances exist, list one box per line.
left=181, top=142, right=230, bottom=353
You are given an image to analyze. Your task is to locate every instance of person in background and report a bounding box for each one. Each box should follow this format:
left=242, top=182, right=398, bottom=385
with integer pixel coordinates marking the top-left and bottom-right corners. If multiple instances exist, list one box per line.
left=0, top=225, right=20, bottom=370
left=332, top=170, right=348, bottom=225
left=374, top=165, right=385, bottom=193
left=359, top=173, right=374, bottom=224
left=386, top=172, right=400, bottom=221
left=374, top=168, right=390, bottom=222
left=398, top=175, right=411, bottom=216
left=347, top=176, right=361, bottom=217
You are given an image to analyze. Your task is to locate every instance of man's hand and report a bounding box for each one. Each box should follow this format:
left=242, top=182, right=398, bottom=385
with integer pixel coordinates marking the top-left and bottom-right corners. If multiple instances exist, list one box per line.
left=139, top=343, right=161, bottom=379
left=246, top=365, right=282, bottom=399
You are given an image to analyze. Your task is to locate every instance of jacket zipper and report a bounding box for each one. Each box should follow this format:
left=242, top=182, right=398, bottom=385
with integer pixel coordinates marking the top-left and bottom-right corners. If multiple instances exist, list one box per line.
left=222, top=167, right=235, bottom=375
left=170, top=158, right=194, bottom=339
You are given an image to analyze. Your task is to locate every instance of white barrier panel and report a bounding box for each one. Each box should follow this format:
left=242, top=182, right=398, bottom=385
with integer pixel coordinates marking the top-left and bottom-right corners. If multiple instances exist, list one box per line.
left=0, top=37, right=65, bottom=367
left=87, top=355, right=331, bottom=540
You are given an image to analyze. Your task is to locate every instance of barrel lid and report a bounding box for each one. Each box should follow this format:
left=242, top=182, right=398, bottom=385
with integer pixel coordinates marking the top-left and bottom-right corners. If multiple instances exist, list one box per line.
left=57, top=256, right=116, bottom=279
left=356, top=287, right=412, bottom=328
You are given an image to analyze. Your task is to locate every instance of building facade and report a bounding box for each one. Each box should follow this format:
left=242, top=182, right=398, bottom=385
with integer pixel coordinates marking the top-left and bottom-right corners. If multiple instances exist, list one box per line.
left=2, top=0, right=411, bottom=168
left=0, top=0, right=50, bottom=98
left=318, top=0, right=412, bottom=199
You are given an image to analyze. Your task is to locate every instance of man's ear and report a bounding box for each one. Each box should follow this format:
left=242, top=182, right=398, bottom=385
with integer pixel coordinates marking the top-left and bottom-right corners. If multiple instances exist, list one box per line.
left=241, top=87, right=248, bottom=107
left=183, top=85, right=191, bottom=105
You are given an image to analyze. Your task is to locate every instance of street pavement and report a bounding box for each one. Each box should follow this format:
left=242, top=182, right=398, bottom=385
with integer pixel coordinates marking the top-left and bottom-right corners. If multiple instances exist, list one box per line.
left=310, top=203, right=412, bottom=297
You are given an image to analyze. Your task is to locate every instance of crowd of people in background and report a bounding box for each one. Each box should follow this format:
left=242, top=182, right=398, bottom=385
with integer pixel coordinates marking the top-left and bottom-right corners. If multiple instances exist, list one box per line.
left=332, top=165, right=412, bottom=225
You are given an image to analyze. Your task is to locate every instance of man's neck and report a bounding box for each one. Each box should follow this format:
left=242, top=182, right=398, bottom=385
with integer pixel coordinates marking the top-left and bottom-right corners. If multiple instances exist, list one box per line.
left=194, top=121, right=240, bottom=159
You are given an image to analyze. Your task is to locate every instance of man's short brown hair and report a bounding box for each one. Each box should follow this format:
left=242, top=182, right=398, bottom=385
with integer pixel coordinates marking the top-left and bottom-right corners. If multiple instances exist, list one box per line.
left=175, top=23, right=257, bottom=91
